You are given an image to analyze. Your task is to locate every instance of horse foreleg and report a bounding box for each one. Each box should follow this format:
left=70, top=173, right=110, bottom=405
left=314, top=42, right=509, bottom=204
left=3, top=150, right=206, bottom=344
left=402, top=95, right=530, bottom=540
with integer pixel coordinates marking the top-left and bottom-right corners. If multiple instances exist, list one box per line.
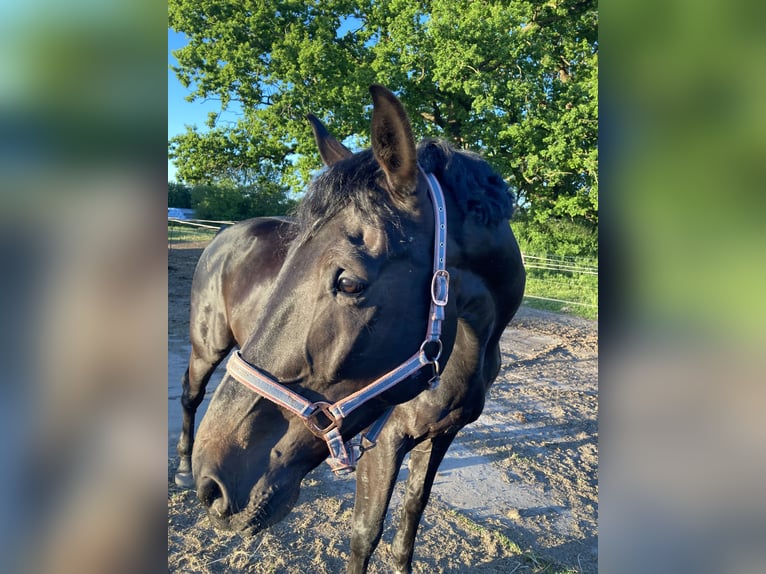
left=347, top=436, right=409, bottom=574
left=175, top=347, right=230, bottom=487
left=390, top=432, right=457, bottom=573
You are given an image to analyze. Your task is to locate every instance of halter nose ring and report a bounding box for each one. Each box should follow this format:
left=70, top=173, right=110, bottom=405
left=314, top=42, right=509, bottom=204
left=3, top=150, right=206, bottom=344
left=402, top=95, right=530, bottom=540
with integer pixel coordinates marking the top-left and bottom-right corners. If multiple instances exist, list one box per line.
left=304, top=402, right=339, bottom=436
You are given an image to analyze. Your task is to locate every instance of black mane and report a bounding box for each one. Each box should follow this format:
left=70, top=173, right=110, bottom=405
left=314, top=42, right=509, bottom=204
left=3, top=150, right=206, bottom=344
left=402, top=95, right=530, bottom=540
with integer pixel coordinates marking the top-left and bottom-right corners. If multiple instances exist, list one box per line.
left=294, top=139, right=514, bottom=240
left=417, top=139, right=514, bottom=226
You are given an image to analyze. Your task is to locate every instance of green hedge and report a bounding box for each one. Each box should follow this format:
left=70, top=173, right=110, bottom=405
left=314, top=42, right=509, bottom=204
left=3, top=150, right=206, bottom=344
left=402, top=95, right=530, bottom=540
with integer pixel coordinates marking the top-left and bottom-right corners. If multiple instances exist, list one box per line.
left=511, top=217, right=597, bottom=260
left=168, top=181, right=298, bottom=220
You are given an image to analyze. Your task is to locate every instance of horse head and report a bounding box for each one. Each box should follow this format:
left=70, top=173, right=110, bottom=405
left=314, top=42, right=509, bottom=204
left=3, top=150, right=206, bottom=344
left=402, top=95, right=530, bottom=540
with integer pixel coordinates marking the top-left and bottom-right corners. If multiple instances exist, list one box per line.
left=191, top=86, right=457, bottom=534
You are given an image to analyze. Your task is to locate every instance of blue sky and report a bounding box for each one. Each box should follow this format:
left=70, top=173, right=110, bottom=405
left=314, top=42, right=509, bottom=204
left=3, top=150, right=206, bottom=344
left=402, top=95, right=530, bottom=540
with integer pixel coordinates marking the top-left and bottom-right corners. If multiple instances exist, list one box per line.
left=168, top=18, right=362, bottom=182
left=167, top=30, right=200, bottom=182
left=168, top=29, right=242, bottom=182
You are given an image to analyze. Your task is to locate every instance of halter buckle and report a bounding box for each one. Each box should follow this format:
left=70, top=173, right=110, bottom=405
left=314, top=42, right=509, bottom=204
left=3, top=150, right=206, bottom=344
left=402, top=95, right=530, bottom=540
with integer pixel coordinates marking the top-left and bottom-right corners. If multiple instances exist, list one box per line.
left=431, top=269, right=450, bottom=306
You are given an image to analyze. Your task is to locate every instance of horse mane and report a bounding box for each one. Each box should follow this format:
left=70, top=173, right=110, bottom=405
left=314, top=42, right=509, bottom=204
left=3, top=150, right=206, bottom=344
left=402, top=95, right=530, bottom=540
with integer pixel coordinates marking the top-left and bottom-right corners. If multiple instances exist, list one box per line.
left=293, top=139, right=513, bottom=242
left=417, top=139, right=514, bottom=226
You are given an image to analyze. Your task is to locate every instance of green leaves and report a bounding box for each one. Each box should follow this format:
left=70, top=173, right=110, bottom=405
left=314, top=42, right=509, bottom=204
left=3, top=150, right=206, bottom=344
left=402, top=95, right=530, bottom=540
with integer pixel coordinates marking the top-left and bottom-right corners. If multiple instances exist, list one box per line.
left=169, top=0, right=597, bottom=250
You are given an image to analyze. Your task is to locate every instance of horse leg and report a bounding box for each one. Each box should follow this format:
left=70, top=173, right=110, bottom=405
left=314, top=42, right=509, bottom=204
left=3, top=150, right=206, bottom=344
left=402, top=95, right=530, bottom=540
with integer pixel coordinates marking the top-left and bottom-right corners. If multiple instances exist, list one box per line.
left=347, top=436, right=410, bottom=574
left=174, top=345, right=231, bottom=487
left=390, top=432, right=458, bottom=573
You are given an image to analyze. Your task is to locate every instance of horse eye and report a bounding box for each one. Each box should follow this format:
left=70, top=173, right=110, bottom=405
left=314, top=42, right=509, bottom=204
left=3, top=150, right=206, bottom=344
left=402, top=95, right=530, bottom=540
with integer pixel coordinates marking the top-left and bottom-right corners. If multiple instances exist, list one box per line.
left=337, top=276, right=366, bottom=295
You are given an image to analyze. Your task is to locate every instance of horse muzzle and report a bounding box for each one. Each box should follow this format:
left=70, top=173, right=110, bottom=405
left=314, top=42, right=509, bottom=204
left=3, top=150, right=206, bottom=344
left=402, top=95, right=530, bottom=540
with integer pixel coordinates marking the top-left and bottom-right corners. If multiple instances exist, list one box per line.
left=195, top=470, right=300, bottom=535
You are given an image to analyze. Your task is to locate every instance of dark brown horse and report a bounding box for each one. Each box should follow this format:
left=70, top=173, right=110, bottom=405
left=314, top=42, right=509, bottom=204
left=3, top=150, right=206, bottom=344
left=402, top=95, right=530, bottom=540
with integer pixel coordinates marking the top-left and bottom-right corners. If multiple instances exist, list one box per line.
left=175, top=85, right=525, bottom=573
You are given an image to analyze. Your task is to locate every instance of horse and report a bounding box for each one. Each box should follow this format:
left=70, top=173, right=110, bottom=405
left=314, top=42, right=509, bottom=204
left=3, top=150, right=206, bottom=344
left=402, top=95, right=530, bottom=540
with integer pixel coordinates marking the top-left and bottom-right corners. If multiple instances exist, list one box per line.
left=174, top=84, right=525, bottom=574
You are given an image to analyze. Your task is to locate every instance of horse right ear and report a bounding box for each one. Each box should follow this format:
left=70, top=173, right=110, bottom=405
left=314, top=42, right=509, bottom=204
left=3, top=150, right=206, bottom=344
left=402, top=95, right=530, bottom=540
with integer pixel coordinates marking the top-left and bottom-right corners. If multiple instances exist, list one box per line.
left=369, top=84, right=418, bottom=204
left=307, top=114, right=353, bottom=166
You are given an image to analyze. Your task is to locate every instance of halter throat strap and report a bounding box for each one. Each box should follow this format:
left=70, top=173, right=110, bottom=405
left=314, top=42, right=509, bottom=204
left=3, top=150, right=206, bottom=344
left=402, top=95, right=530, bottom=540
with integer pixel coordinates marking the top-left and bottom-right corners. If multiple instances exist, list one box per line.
left=225, top=167, right=449, bottom=475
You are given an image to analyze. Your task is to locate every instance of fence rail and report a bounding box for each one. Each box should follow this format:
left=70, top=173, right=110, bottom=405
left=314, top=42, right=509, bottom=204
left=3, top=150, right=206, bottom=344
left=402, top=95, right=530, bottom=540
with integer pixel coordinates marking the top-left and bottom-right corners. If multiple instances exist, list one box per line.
left=168, top=218, right=234, bottom=230
left=521, top=253, right=598, bottom=316
left=522, top=254, right=598, bottom=275
left=522, top=294, right=598, bottom=308
left=168, top=218, right=231, bottom=245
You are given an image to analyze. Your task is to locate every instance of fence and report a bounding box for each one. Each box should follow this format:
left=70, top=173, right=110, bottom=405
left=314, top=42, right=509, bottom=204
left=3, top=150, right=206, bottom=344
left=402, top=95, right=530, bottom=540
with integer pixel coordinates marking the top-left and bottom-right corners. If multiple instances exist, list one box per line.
left=521, top=253, right=598, bottom=317
left=168, top=218, right=233, bottom=245
left=168, top=219, right=598, bottom=317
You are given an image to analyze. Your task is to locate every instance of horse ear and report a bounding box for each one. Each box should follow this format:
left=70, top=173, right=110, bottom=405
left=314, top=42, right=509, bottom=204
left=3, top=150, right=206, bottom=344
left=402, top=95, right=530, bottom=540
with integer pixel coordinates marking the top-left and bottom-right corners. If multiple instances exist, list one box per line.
left=307, top=114, right=353, bottom=166
left=369, top=85, right=418, bottom=201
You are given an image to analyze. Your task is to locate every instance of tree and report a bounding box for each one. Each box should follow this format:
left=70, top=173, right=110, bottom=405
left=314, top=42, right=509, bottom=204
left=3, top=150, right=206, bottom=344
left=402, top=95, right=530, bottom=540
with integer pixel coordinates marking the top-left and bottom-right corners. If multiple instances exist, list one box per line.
left=191, top=180, right=298, bottom=220
left=169, top=0, right=597, bottom=241
left=168, top=181, right=192, bottom=208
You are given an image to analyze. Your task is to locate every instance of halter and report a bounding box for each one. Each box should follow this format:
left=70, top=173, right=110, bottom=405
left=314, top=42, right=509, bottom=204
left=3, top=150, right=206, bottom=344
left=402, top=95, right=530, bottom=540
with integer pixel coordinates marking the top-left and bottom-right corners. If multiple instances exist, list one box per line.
left=225, top=167, right=449, bottom=475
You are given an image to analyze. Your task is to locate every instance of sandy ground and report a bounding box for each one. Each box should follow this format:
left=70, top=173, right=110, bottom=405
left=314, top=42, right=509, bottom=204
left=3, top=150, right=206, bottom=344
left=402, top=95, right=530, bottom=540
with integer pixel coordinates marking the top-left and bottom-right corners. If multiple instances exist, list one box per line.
left=168, top=243, right=598, bottom=573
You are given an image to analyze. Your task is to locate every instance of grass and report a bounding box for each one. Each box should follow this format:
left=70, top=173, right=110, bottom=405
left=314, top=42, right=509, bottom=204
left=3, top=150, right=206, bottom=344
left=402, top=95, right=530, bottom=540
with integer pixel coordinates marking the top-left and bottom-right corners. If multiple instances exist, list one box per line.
left=168, top=221, right=219, bottom=244
left=446, top=509, right=581, bottom=573
left=521, top=258, right=598, bottom=320
left=508, top=451, right=534, bottom=465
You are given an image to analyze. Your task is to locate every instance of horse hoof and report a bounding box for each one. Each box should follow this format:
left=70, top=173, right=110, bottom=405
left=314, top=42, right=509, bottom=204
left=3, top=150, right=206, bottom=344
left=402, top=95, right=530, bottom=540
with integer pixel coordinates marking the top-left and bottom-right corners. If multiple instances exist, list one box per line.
left=174, top=471, right=195, bottom=488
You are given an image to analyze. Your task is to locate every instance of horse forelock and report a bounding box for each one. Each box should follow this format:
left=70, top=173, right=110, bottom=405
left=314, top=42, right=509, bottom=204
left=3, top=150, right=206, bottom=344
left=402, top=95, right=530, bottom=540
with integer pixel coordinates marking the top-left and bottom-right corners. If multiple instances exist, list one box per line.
left=293, top=149, right=406, bottom=246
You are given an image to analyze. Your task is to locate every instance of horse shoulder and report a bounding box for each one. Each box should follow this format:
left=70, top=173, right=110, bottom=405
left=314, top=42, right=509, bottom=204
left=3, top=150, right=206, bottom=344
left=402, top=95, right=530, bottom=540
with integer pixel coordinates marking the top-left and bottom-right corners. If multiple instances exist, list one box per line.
left=451, top=270, right=501, bottom=389
left=389, top=269, right=498, bottom=439
left=192, top=218, right=297, bottom=346
left=458, top=219, right=525, bottom=321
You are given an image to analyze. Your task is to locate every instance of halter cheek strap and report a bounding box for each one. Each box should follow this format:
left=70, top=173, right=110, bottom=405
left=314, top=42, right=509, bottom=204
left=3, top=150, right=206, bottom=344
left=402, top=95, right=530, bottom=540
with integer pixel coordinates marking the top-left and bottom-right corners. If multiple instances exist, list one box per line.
left=225, top=167, right=448, bottom=475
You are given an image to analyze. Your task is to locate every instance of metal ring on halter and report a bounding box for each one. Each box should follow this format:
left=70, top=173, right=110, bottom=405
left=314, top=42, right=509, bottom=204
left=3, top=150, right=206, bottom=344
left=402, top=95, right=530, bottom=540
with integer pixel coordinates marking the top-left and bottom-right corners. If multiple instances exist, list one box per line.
left=420, top=338, right=443, bottom=364
left=304, top=402, right=339, bottom=437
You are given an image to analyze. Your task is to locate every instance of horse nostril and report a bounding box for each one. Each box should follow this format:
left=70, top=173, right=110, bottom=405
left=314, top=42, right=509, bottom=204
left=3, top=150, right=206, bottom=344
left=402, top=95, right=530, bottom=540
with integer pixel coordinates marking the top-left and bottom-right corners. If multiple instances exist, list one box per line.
left=197, top=476, right=231, bottom=519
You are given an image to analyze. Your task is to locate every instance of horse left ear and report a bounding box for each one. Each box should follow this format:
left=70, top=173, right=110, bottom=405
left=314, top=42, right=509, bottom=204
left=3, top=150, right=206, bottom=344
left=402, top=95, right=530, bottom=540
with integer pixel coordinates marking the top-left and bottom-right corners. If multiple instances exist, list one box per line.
left=307, top=114, right=353, bottom=166
left=369, top=85, right=418, bottom=203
